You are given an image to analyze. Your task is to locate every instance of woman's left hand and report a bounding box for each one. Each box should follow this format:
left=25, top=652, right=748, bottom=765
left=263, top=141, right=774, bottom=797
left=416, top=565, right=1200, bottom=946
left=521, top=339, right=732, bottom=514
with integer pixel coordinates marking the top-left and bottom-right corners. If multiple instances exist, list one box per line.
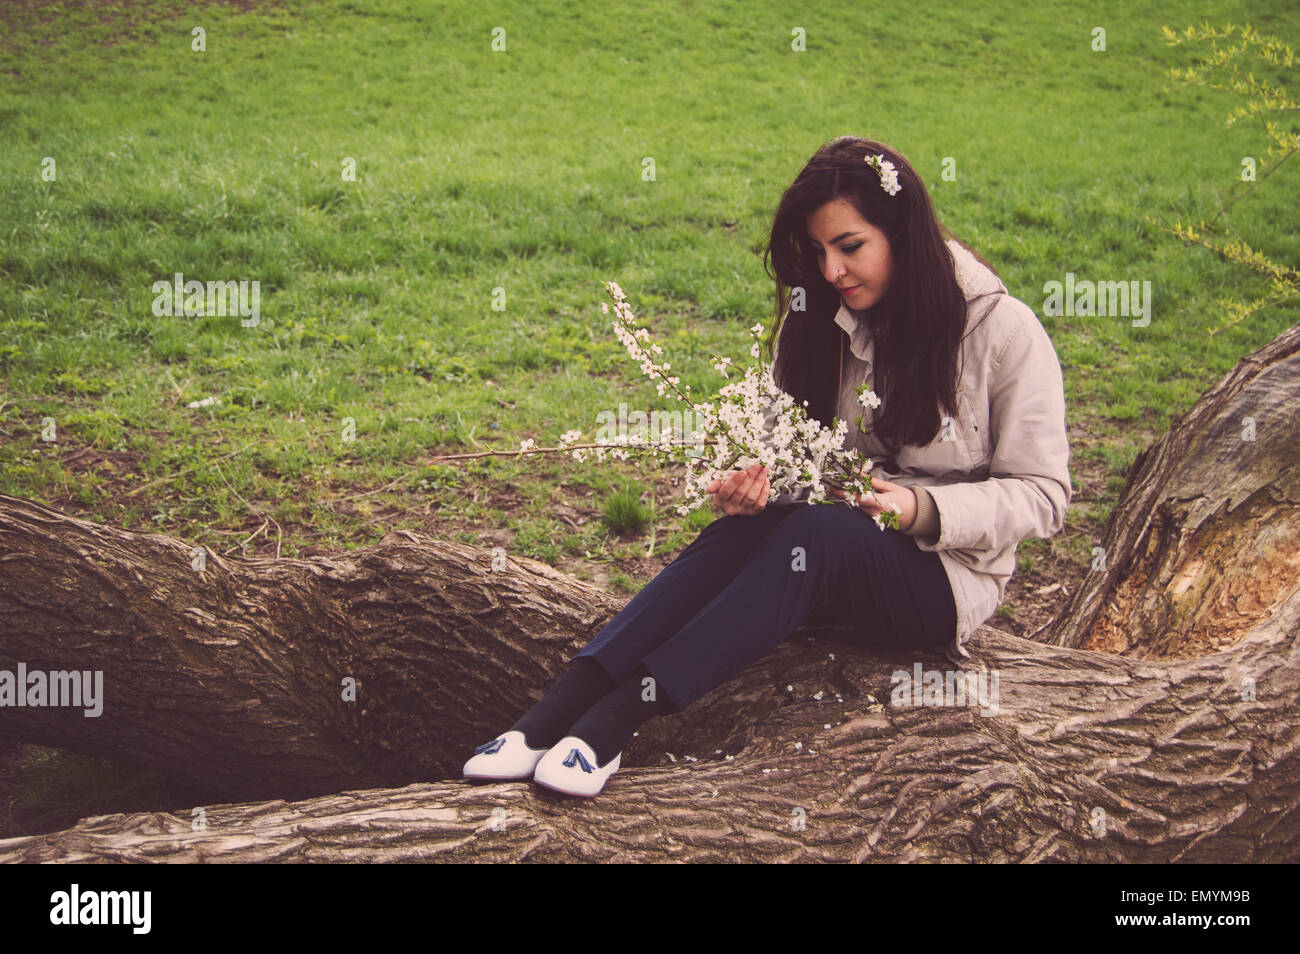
left=829, top=477, right=916, bottom=531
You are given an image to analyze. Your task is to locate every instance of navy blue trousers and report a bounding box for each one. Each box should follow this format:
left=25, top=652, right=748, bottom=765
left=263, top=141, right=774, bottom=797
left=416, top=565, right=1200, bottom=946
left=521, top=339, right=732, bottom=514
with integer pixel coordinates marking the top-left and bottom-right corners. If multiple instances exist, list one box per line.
left=573, top=502, right=957, bottom=712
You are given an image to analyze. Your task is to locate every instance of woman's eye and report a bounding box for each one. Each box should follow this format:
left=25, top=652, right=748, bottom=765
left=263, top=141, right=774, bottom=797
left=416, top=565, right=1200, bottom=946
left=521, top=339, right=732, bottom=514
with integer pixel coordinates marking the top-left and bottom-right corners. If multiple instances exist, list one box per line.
left=814, top=243, right=862, bottom=256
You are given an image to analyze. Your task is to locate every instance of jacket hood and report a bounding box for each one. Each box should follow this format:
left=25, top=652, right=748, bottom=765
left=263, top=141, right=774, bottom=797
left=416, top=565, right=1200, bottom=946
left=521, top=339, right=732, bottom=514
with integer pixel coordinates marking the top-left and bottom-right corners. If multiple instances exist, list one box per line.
left=948, top=238, right=1006, bottom=304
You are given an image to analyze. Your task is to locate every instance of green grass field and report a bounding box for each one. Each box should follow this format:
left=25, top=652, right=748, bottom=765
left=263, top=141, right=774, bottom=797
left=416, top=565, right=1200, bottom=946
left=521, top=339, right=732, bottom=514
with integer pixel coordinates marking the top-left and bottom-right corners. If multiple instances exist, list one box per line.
left=1, top=0, right=1297, bottom=834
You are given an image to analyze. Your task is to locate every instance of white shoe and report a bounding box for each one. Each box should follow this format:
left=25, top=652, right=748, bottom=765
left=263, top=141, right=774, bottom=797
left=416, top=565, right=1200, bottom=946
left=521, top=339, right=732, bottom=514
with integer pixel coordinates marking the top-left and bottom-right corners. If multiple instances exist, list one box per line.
left=532, top=736, right=622, bottom=797
left=462, top=730, right=551, bottom=781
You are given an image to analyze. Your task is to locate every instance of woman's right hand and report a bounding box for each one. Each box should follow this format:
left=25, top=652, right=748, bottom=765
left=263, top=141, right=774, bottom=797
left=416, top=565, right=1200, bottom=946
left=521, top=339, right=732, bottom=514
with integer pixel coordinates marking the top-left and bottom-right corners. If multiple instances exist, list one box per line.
left=705, top=462, right=770, bottom=516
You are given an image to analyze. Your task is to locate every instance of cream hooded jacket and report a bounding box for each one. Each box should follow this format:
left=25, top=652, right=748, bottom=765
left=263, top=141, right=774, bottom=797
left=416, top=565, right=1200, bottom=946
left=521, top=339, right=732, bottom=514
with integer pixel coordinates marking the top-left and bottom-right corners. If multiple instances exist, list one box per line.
left=762, top=239, right=1073, bottom=663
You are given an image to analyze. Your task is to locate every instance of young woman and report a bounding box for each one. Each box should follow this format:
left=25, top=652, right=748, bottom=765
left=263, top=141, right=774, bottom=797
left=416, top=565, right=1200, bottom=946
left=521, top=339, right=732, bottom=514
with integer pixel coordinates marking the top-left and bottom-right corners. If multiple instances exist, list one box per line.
left=463, top=135, right=1072, bottom=797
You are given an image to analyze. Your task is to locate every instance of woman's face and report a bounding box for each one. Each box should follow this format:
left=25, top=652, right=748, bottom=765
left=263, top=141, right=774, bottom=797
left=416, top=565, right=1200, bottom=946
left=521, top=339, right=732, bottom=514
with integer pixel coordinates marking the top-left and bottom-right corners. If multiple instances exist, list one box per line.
left=806, top=197, right=894, bottom=310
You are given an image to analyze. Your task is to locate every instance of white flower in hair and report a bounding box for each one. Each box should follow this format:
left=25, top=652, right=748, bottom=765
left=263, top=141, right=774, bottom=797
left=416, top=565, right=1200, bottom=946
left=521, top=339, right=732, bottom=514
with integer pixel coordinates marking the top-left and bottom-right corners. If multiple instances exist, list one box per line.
left=865, top=154, right=901, bottom=196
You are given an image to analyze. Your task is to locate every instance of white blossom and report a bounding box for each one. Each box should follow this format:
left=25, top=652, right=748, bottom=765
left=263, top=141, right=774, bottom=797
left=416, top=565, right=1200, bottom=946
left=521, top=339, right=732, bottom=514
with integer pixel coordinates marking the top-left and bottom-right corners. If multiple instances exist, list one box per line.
left=552, top=280, right=898, bottom=529
left=866, top=154, right=902, bottom=196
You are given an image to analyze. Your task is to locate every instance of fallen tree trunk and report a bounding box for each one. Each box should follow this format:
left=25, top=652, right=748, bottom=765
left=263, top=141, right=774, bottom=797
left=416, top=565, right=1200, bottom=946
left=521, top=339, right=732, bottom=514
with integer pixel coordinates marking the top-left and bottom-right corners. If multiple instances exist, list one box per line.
left=0, top=500, right=630, bottom=801
left=1, top=604, right=1297, bottom=862
left=1, top=323, right=1298, bottom=862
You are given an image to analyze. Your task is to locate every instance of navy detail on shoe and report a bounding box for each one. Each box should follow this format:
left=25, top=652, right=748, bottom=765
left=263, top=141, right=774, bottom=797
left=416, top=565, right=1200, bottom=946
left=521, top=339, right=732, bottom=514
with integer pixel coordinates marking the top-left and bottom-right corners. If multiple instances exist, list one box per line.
left=562, top=747, right=595, bottom=773
left=474, top=737, right=507, bottom=755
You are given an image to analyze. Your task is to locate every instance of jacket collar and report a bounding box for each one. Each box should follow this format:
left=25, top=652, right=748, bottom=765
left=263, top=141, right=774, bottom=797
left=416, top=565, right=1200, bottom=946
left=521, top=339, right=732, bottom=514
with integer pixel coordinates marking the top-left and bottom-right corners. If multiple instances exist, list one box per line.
left=833, top=302, right=874, bottom=363
left=832, top=239, right=1007, bottom=363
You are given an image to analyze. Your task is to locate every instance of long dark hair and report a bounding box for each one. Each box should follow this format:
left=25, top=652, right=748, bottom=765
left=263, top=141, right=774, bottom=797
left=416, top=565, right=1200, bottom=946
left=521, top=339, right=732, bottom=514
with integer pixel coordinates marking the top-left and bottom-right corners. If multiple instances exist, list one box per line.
left=761, top=136, right=999, bottom=454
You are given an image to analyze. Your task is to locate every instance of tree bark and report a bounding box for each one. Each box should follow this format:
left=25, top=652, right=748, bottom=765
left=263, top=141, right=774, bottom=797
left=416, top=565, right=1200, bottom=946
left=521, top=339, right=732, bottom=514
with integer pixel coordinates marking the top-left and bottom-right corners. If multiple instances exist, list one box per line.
left=1, top=324, right=1298, bottom=862
left=0, top=501, right=628, bottom=801
left=1046, top=321, right=1300, bottom=656
left=1, top=603, right=1296, bottom=863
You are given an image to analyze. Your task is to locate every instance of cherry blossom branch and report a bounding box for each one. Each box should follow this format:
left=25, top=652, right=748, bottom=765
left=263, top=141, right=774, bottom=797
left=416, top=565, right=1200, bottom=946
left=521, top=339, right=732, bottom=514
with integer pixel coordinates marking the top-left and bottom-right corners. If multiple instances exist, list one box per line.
left=424, top=280, right=901, bottom=530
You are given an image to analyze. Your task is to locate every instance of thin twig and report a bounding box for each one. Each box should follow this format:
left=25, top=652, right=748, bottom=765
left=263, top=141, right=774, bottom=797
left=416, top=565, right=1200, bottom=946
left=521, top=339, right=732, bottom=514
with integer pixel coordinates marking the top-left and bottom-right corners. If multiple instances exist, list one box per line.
left=57, top=446, right=96, bottom=466
left=220, top=516, right=269, bottom=558
left=210, top=459, right=283, bottom=560
left=1209, top=146, right=1298, bottom=227
left=644, top=471, right=657, bottom=557
left=123, top=441, right=258, bottom=497
left=355, top=497, right=431, bottom=529
left=426, top=438, right=720, bottom=465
